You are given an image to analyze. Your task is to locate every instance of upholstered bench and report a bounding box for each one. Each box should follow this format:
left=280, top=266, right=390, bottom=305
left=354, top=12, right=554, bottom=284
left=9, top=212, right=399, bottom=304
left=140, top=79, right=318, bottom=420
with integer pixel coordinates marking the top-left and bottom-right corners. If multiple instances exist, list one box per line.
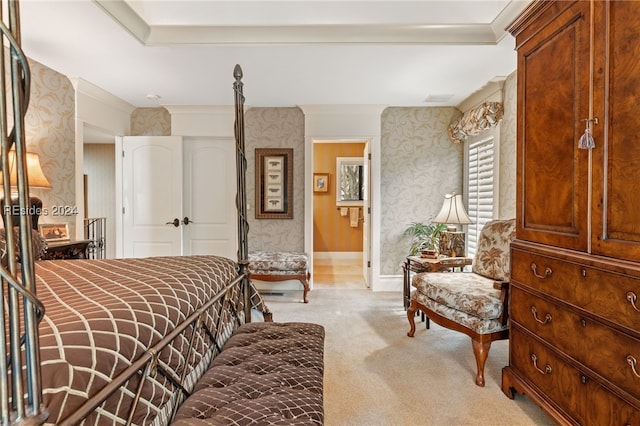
left=249, top=251, right=311, bottom=303
left=407, top=219, right=516, bottom=387
left=172, top=322, right=325, bottom=425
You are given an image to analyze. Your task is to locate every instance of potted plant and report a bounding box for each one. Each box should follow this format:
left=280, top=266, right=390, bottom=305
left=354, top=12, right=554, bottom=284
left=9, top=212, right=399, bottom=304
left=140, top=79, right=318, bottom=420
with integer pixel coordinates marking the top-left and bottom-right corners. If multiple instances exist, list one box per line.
left=403, top=221, right=447, bottom=257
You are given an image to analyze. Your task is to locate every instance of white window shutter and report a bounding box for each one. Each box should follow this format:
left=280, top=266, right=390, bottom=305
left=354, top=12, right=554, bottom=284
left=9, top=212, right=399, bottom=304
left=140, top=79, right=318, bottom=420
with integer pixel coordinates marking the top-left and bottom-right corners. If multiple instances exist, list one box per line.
left=466, top=136, right=495, bottom=258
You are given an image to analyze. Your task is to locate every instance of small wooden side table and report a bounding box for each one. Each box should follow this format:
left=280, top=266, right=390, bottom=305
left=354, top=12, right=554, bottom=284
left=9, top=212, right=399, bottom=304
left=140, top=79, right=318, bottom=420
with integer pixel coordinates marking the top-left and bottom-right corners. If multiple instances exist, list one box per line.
left=402, top=255, right=473, bottom=310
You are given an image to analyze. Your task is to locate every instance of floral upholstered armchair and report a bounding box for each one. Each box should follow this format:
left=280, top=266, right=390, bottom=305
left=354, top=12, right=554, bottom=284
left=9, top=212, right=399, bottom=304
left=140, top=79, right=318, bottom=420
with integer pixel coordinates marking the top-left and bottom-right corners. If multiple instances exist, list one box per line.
left=407, top=218, right=516, bottom=386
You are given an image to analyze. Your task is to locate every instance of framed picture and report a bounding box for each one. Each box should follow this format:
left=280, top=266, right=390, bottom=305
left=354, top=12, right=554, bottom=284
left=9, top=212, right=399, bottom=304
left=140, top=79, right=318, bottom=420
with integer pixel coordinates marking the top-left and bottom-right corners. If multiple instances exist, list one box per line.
left=39, top=223, right=70, bottom=242
left=313, top=173, right=329, bottom=193
left=255, top=148, right=293, bottom=219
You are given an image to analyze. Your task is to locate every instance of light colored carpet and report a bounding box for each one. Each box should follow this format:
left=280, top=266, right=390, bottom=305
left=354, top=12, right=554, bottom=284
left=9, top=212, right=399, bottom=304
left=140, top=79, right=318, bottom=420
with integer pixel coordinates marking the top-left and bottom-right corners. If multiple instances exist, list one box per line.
left=261, top=286, right=554, bottom=426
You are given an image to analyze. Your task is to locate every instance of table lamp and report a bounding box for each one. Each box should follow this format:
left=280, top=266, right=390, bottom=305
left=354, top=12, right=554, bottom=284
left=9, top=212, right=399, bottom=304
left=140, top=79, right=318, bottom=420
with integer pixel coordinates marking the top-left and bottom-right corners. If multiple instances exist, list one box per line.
left=432, top=192, right=472, bottom=257
left=0, top=151, right=51, bottom=230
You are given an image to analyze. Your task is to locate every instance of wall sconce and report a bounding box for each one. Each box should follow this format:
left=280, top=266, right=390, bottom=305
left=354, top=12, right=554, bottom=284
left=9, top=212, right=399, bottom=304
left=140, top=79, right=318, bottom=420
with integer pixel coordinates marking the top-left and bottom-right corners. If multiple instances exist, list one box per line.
left=0, top=151, right=51, bottom=230
left=432, top=192, right=472, bottom=257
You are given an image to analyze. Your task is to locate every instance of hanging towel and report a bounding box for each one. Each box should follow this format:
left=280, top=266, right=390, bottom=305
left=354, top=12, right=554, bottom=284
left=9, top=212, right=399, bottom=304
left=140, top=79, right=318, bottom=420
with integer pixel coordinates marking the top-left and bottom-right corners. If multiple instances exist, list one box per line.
left=349, top=207, right=360, bottom=228
left=340, top=207, right=349, bottom=217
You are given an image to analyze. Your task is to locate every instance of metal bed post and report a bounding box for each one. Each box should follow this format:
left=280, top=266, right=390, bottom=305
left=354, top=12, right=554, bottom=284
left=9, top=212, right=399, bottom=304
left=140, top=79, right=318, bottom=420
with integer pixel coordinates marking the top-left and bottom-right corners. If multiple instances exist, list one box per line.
left=1, top=1, right=48, bottom=424
left=233, top=64, right=251, bottom=323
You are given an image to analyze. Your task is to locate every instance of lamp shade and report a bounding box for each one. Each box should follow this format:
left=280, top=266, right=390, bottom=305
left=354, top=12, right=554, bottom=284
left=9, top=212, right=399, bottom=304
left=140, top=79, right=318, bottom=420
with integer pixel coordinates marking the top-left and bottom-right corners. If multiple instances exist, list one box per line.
left=432, top=193, right=472, bottom=225
left=0, top=151, right=51, bottom=188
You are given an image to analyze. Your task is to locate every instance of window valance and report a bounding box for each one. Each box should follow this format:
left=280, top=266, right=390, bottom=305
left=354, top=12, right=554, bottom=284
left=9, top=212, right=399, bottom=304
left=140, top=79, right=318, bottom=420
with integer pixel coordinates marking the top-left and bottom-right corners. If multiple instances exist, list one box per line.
left=447, top=101, right=504, bottom=144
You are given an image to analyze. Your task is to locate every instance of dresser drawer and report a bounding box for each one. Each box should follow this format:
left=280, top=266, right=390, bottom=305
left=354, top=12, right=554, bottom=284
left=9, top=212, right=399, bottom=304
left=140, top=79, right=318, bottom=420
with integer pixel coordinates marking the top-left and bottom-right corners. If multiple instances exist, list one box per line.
left=510, top=326, right=640, bottom=425
left=511, top=287, right=640, bottom=401
left=511, top=248, right=640, bottom=332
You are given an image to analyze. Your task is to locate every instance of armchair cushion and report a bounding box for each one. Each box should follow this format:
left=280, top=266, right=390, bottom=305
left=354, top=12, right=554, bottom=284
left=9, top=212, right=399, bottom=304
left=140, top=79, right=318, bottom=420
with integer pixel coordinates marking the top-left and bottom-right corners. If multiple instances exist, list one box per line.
left=412, top=272, right=504, bottom=320
left=471, top=219, right=516, bottom=282
left=411, top=290, right=507, bottom=334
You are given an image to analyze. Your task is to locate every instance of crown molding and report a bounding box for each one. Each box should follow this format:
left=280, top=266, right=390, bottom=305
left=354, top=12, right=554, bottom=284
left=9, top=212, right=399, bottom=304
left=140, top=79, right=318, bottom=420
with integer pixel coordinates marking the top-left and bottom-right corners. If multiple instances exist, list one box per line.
left=299, top=105, right=387, bottom=116
left=70, top=77, right=135, bottom=114
left=95, top=0, right=529, bottom=46
left=491, top=0, right=533, bottom=42
left=457, top=78, right=505, bottom=112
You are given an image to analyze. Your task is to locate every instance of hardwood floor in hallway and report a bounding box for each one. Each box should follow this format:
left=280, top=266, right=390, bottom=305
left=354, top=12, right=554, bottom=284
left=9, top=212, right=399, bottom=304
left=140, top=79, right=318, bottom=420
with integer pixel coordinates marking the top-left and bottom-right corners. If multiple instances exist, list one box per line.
left=313, top=253, right=366, bottom=289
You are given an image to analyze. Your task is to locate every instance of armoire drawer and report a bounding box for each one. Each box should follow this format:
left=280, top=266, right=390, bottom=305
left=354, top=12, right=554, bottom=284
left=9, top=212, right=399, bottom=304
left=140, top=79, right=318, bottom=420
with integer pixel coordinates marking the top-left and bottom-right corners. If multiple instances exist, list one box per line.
left=510, top=326, right=640, bottom=425
left=511, top=248, right=640, bottom=332
left=510, top=286, right=640, bottom=401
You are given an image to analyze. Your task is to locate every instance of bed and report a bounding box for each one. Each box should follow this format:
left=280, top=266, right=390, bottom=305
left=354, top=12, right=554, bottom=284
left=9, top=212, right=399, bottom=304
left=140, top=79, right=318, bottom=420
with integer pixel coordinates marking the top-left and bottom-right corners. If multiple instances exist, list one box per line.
left=0, top=5, right=263, bottom=424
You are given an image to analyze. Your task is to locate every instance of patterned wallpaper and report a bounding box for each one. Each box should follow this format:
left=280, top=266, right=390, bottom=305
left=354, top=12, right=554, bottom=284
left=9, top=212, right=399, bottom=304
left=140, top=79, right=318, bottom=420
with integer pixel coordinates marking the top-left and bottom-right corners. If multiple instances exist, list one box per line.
left=130, top=107, right=171, bottom=136
left=25, top=62, right=514, bottom=275
left=127, top=100, right=515, bottom=277
left=20, top=57, right=76, bottom=235
left=380, top=107, right=464, bottom=275
left=245, top=107, right=305, bottom=252
left=499, top=71, right=517, bottom=220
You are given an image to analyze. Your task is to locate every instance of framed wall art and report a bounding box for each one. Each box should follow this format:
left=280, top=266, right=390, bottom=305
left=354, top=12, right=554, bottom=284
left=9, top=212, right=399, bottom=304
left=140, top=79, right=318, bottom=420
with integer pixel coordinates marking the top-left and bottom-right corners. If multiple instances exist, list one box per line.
left=313, top=173, right=329, bottom=193
left=255, top=148, right=293, bottom=219
left=39, top=223, right=70, bottom=242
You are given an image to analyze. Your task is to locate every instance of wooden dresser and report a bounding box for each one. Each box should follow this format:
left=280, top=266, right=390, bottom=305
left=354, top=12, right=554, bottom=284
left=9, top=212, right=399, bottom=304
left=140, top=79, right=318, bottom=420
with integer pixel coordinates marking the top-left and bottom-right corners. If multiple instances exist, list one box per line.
left=503, top=1, right=640, bottom=424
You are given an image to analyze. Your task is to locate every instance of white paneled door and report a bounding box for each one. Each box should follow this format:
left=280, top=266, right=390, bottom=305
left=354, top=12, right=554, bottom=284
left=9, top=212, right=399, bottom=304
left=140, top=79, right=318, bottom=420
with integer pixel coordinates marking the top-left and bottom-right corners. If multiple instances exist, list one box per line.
left=121, top=136, right=236, bottom=259
left=182, top=138, right=236, bottom=259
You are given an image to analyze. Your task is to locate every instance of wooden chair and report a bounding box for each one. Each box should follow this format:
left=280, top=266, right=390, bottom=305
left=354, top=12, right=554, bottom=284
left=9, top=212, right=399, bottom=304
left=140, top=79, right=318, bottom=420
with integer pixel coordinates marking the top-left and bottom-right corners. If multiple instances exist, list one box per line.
left=407, top=219, right=515, bottom=386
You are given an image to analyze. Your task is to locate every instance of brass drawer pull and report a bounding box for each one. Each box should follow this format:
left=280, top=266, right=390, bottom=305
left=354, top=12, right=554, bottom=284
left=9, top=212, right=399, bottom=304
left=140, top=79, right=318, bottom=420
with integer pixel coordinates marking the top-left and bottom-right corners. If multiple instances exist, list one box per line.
left=531, top=353, right=552, bottom=375
left=627, top=291, right=640, bottom=312
left=531, top=263, right=552, bottom=279
left=627, top=355, right=640, bottom=378
left=531, top=306, right=552, bottom=324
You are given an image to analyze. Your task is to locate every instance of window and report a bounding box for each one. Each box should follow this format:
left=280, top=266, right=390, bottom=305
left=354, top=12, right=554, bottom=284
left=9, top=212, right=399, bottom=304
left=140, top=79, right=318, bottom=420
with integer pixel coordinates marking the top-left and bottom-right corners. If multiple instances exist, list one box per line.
left=465, top=127, right=499, bottom=258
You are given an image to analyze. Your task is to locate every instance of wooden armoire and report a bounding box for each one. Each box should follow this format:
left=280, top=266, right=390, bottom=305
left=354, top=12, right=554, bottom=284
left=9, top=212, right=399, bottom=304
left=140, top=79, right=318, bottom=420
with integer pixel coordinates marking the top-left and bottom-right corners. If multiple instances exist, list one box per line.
left=503, top=1, right=640, bottom=424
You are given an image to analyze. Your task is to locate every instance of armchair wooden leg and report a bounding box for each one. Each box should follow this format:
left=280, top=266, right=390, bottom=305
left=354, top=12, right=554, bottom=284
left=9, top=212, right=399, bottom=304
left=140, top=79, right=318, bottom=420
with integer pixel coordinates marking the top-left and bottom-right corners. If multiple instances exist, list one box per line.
left=471, top=338, right=492, bottom=387
left=407, top=301, right=418, bottom=337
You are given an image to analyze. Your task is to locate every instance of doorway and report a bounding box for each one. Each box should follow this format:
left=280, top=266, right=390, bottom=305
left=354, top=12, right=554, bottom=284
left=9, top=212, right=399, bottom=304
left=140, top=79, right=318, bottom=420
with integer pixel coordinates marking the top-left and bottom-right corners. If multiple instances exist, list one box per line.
left=312, top=140, right=367, bottom=288
left=83, top=124, right=117, bottom=259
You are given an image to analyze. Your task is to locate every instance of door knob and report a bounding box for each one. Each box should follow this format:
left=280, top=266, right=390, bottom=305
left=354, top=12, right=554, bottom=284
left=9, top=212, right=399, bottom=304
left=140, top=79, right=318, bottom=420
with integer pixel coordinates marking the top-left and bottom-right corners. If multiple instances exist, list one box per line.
left=166, top=218, right=180, bottom=227
left=182, top=217, right=192, bottom=225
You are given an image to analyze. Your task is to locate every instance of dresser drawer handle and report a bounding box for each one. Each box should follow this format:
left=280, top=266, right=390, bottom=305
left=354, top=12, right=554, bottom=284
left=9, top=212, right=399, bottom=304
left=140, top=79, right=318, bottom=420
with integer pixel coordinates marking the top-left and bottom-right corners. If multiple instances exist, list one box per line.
left=628, top=355, right=640, bottom=378
left=531, top=353, right=552, bottom=375
left=531, top=306, right=552, bottom=324
left=627, top=291, right=640, bottom=312
left=530, top=263, right=552, bottom=279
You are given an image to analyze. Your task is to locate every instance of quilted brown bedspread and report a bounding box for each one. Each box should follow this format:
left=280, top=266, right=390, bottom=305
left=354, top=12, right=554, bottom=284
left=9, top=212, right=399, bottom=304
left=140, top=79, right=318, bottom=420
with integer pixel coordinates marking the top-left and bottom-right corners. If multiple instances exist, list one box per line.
left=34, top=255, right=248, bottom=425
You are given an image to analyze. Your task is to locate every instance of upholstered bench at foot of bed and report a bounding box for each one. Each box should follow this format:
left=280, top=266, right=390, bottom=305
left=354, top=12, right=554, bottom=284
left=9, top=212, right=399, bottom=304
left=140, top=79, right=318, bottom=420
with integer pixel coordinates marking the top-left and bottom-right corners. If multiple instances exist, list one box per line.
left=249, top=251, right=311, bottom=303
left=172, top=322, right=325, bottom=425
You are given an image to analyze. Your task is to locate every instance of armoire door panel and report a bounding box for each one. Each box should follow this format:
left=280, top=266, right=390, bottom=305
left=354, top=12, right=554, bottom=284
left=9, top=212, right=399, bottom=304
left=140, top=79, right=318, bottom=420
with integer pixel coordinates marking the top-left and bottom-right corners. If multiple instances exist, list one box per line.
left=516, top=0, right=590, bottom=251
left=591, top=0, right=640, bottom=262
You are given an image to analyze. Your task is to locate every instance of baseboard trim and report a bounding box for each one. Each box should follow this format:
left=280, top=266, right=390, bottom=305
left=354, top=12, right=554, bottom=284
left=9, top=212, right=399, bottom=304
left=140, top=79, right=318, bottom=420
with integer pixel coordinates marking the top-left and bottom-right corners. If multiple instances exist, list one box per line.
left=375, top=274, right=403, bottom=292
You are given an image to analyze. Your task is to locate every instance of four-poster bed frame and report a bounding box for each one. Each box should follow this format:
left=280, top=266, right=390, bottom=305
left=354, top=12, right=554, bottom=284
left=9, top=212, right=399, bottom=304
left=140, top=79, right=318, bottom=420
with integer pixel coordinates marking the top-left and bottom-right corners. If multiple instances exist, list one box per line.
left=0, top=3, right=256, bottom=424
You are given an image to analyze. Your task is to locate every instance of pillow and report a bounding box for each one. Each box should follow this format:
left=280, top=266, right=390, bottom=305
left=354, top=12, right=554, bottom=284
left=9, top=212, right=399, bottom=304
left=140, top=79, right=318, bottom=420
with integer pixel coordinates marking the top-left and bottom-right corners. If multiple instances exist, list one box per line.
left=471, top=219, right=516, bottom=282
left=0, top=227, right=48, bottom=265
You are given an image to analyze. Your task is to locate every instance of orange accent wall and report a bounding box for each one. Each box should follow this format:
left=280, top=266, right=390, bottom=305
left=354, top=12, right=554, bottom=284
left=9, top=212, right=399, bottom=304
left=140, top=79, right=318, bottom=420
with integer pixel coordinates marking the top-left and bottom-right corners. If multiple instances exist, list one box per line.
left=313, top=142, right=365, bottom=252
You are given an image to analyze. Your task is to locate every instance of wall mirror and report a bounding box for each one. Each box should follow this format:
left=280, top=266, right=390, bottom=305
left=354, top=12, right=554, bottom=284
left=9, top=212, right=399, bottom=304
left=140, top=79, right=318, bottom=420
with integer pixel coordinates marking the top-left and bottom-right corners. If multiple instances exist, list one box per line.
left=336, top=157, right=364, bottom=206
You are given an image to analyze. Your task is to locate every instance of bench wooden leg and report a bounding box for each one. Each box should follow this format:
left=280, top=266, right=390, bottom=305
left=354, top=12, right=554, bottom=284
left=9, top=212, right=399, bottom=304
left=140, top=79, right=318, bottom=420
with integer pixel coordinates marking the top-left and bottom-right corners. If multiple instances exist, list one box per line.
left=299, top=273, right=310, bottom=303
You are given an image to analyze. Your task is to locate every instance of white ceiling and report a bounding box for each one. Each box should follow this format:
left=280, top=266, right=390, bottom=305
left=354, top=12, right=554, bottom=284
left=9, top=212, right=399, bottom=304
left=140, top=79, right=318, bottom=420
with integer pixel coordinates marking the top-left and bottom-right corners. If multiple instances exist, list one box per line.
left=19, top=0, right=531, bottom=109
